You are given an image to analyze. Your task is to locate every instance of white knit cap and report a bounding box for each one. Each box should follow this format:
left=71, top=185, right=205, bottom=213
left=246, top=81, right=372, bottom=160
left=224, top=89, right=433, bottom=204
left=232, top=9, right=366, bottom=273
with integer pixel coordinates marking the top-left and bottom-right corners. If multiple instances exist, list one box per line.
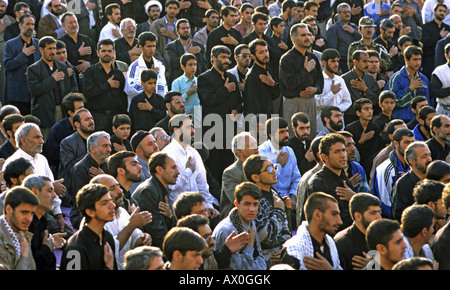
left=144, top=0, right=162, bottom=15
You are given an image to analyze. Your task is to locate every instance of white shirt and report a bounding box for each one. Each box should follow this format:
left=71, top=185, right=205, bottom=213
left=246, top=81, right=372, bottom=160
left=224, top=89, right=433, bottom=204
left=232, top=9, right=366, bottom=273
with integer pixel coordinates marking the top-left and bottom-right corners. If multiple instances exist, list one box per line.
left=98, top=21, right=122, bottom=42
left=422, top=0, right=450, bottom=26
left=162, top=139, right=218, bottom=208
left=3, top=148, right=62, bottom=215
left=315, top=71, right=352, bottom=134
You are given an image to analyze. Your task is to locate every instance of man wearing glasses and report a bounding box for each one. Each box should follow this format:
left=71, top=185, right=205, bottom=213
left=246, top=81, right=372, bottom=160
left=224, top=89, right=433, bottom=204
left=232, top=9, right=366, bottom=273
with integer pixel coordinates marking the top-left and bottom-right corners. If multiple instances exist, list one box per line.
left=228, top=44, right=251, bottom=94
left=155, top=92, right=186, bottom=135
left=37, top=0, right=65, bottom=39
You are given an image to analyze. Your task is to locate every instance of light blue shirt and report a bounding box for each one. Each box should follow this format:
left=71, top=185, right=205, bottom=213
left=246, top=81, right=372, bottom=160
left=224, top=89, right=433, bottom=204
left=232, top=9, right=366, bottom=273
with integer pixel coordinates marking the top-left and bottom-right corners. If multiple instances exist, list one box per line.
left=258, top=140, right=301, bottom=198
left=171, top=74, right=200, bottom=116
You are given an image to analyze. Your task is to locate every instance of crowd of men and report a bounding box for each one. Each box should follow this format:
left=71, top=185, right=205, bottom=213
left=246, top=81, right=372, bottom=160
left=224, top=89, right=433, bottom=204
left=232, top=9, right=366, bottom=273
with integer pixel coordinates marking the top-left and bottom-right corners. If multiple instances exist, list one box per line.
left=0, top=0, right=449, bottom=271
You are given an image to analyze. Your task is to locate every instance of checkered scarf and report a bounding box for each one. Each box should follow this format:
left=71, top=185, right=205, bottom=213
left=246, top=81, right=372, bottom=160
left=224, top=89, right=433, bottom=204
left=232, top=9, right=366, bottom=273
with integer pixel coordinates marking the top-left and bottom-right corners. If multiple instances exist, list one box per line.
left=283, top=221, right=341, bottom=270
left=1, top=216, right=21, bottom=259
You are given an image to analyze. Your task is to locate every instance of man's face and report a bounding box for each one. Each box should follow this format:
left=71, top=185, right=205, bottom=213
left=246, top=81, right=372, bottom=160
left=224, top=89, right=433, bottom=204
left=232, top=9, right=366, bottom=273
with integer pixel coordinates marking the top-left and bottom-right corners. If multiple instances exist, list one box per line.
left=213, top=52, right=231, bottom=72
left=293, top=27, right=312, bottom=49
left=257, top=160, right=278, bottom=186
left=41, top=42, right=56, bottom=62
left=190, top=202, right=209, bottom=218
left=323, top=142, right=347, bottom=170
left=7, top=121, right=24, bottom=139
left=138, top=134, right=159, bottom=160
left=77, top=111, right=95, bottom=134
left=391, top=14, right=403, bottom=30
left=101, top=176, right=124, bottom=208
left=368, top=56, right=380, bottom=74
left=91, top=193, right=116, bottom=223
left=338, top=6, right=351, bottom=22
left=50, top=0, right=64, bottom=16
left=154, top=130, right=170, bottom=150
left=169, top=95, right=185, bottom=115
left=327, top=110, right=344, bottom=131
left=6, top=203, right=36, bottom=232
left=124, top=156, right=143, bottom=183
left=294, top=6, right=304, bottom=21
left=406, top=53, right=422, bottom=71
left=113, top=123, right=131, bottom=141
left=272, top=127, right=289, bottom=147
left=148, top=256, right=165, bottom=270
left=360, top=26, right=375, bottom=39
left=121, top=21, right=136, bottom=39
left=411, top=145, right=432, bottom=175
left=148, top=6, right=161, bottom=21
left=254, top=19, right=267, bottom=35
left=344, top=136, right=357, bottom=162
left=92, top=136, right=112, bottom=162
left=236, top=48, right=251, bottom=69
left=224, top=11, right=239, bottom=27
left=360, top=205, right=382, bottom=230
left=177, top=22, right=191, bottom=40
left=165, top=3, right=179, bottom=18
left=183, top=59, right=197, bottom=76
left=98, top=44, right=114, bottom=64
left=435, top=5, right=447, bottom=21
left=178, top=250, right=204, bottom=270
left=63, top=15, right=79, bottom=35
left=396, top=136, right=415, bottom=156
left=357, top=103, right=374, bottom=121
left=306, top=6, right=318, bottom=18
left=272, top=22, right=285, bottom=36
left=242, top=7, right=253, bottom=23
left=207, top=13, right=219, bottom=28
left=252, top=44, right=269, bottom=66
left=434, top=198, right=448, bottom=219
left=382, top=27, right=394, bottom=41
left=399, top=40, right=412, bottom=54
left=237, top=136, right=258, bottom=160
left=197, top=223, right=214, bottom=257
left=379, top=97, right=396, bottom=115
left=234, top=195, right=259, bottom=223
left=37, top=180, right=57, bottom=212
left=22, top=127, right=44, bottom=156
left=436, top=116, right=450, bottom=141
left=317, top=200, right=343, bottom=236
left=324, top=57, right=340, bottom=74
left=140, top=40, right=156, bottom=60
left=354, top=53, right=369, bottom=73
left=160, top=157, right=180, bottom=185
left=55, top=47, right=68, bottom=62
left=178, top=119, right=194, bottom=145
left=423, top=112, right=437, bottom=132
left=0, top=1, right=6, bottom=18
left=20, top=16, right=35, bottom=37
left=383, top=229, right=406, bottom=266
left=142, top=78, right=157, bottom=95
left=293, top=121, right=310, bottom=141
left=15, top=5, right=31, bottom=19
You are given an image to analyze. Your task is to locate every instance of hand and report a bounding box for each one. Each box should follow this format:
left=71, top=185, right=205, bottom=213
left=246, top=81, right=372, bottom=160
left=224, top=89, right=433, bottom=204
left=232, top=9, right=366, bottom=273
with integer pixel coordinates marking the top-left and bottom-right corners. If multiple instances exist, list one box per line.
left=107, top=75, right=120, bottom=89
left=52, top=69, right=65, bottom=82
left=351, top=4, right=362, bottom=15
left=359, top=129, right=375, bottom=144
left=225, top=230, right=249, bottom=253
left=42, top=230, right=55, bottom=252
left=305, top=146, right=315, bottom=162
left=269, top=250, right=282, bottom=265
left=104, top=242, right=114, bottom=270
left=238, top=81, right=245, bottom=92
left=224, top=77, right=236, bottom=92
left=247, top=225, right=256, bottom=246
left=277, top=151, right=289, bottom=168
left=78, top=42, right=92, bottom=56
left=440, top=27, right=449, bottom=38
left=22, top=43, right=36, bottom=56
left=179, top=0, right=192, bottom=9
left=186, top=156, right=196, bottom=172
left=186, top=82, right=197, bottom=96
left=409, top=76, right=423, bottom=91
left=400, top=26, right=411, bottom=36
left=137, top=99, right=153, bottom=111
left=389, top=45, right=398, bottom=58
left=67, top=67, right=74, bottom=77
left=75, top=60, right=90, bottom=73
left=352, top=252, right=371, bottom=270
left=259, top=71, right=276, bottom=87
left=304, top=56, right=316, bottom=72
left=348, top=173, right=361, bottom=188
left=299, top=86, right=318, bottom=98
left=197, top=0, right=212, bottom=9
left=19, top=232, right=30, bottom=258
left=303, top=252, right=334, bottom=270
left=52, top=232, right=67, bottom=249
left=129, top=206, right=153, bottom=228
left=335, top=181, right=355, bottom=201
left=273, top=193, right=285, bottom=210
left=342, top=24, right=355, bottom=34
left=135, top=232, right=152, bottom=247
left=159, top=196, right=172, bottom=219
left=377, top=79, right=386, bottom=89
left=160, top=27, right=177, bottom=40
left=207, top=207, right=220, bottom=219
left=90, top=166, right=104, bottom=177
left=331, top=80, right=341, bottom=94
left=220, top=34, right=238, bottom=46
left=112, top=28, right=121, bottom=38
left=86, top=1, right=96, bottom=10
left=113, top=142, right=126, bottom=152
left=289, top=194, right=296, bottom=211
left=350, top=78, right=368, bottom=92
left=129, top=44, right=142, bottom=57
left=187, top=44, right=201, bottom=55
left=278, top=41, right=289, bottom=50
left=53, top=179, right=66, bottom=198
left=315, top=38, right=325, bottom=47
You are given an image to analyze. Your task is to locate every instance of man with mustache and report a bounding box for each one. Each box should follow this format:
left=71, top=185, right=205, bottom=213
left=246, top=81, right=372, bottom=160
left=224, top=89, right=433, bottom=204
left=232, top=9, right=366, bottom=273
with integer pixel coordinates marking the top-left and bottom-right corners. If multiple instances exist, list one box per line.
left=37, top=0, right=65, bottom=39
left=259, top=117, right=301, bottom=229
left=413, top=106, right=437, bottom=141
left=426, top=114, right=450, bottom=162
left=99, top=3, right=122, bottom=41
left=317, top=106, right=345, bottom=137
left=4, top=13, right=41, bottom=116
left=132, top=152, right=179, bottom=249
left=243, top=39, right=280, bottom=116
left=342, top=50, right=380, bottom=125
left=27, top=36, right=72, bottom=140
left=391, top=141, right=433, bottom=222
left=288, top=112, right=316, bottom=176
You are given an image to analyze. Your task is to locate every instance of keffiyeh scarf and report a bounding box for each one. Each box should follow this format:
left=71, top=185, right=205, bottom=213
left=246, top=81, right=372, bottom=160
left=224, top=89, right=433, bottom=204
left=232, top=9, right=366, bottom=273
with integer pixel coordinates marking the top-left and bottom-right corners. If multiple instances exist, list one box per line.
left=1, top=216, right=21, bottom=258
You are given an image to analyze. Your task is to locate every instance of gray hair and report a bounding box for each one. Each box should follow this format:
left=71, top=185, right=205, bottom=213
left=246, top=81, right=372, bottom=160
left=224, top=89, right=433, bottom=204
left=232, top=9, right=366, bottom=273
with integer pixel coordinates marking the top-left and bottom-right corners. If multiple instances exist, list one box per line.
left=405, top=141, right=429, bottom=166
left=22, top=174, right=52, bottom=191
left=87, top=131, right=110, bottom=152
left=149, top=126, right=165, bottom=138
left=120, top=17, right=136, bottom=30
left=15, top=122, right=40, bottom=148
left=337, top=3, right=351, bottom=13
left=231, top=132, right=254, bottom=158
left=123, top=246, right=163, bottom=270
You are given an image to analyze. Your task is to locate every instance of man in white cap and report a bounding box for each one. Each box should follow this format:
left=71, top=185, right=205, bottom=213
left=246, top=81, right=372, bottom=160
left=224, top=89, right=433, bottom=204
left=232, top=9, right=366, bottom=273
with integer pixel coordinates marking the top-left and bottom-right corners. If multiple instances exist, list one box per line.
left=136, top=0, right=162, bottom=37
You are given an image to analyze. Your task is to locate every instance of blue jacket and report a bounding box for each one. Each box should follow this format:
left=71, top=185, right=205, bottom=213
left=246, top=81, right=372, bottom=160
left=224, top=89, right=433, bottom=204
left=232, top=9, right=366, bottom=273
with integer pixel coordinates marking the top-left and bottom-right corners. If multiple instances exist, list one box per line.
left=4, top=35, right=41, bottom=103
left=385, top=66, right=431, bottom=122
